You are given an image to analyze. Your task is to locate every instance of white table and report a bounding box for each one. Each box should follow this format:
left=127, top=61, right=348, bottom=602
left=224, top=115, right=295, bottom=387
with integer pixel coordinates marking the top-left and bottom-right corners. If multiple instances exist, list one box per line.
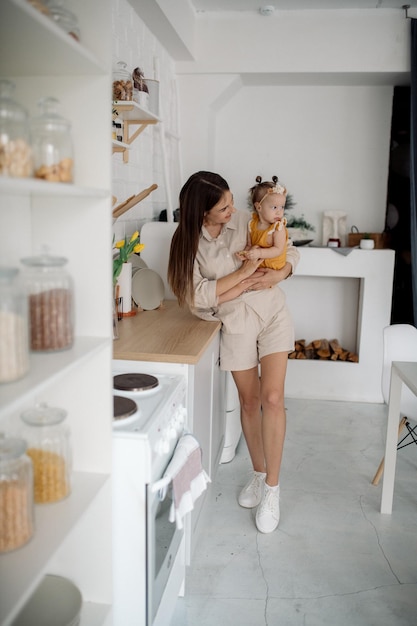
left=381, top=361, right=417, bottom=514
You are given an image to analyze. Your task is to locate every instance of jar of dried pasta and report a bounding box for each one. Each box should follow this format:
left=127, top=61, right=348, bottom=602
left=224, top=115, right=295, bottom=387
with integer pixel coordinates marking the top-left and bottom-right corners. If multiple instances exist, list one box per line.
left=0, top=79, right=33, bottom=178
left=0, top=437, right=34, bottom=553
left=20, top=252, right=74, bottom=352
left=20, top=402, right=72, bottom=504
left=30, top=97, right=73, bottom=183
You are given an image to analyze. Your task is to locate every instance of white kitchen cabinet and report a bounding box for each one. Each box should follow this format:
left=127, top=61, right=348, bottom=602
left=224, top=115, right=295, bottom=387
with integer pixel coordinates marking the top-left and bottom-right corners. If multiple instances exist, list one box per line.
left=0, top=1, right=113, bottom=624
left=183, top=336, right=226, bottom=561
left=186, top=331, right=226, bottom=558
left=113, top=302, right=227, bottom=562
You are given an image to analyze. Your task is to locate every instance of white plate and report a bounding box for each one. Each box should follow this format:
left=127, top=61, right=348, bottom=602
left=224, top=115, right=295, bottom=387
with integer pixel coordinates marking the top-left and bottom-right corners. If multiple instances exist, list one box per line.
left=13, top=574, right=82, bottom=626
left=129, top=254, right=148, bottom=269
left=132, top=268, right=165, bottom=310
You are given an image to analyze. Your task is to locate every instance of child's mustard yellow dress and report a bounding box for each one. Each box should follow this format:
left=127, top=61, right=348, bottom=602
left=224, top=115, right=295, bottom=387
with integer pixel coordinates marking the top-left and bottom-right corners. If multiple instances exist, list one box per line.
left=248, top=213, right=288, bottom=270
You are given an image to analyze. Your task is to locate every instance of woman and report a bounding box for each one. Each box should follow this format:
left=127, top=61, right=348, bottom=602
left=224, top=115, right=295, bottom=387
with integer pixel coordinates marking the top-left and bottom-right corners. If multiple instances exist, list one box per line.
left=168, top=171, right=299, bottom=533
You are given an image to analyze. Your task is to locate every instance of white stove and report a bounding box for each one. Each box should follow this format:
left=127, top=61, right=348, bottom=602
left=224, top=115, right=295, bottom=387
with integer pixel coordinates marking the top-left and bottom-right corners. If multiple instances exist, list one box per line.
left=112, top=359, right=187, bottom=626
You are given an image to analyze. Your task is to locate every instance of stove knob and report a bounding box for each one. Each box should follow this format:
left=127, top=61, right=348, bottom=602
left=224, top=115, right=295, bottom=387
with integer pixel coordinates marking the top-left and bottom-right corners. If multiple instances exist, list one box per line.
left=167, top=424, right=177, bottom=440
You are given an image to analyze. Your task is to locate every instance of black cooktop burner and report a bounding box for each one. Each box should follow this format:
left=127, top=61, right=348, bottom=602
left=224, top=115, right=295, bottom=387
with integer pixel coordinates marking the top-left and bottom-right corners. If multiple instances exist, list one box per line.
left=113, top=396, right=138, bottom=421
left=113, top=373, right=159, bottom=392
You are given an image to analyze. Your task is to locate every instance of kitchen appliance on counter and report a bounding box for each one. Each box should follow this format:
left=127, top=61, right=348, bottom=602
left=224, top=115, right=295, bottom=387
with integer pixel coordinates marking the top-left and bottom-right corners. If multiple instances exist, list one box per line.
left=112, top=360, right=187, bottom=626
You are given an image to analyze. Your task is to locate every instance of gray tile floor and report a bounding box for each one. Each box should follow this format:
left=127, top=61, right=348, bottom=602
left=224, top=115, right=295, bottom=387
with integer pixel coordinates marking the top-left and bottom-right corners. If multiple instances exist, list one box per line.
left=171, top=398, right=417, bottom=626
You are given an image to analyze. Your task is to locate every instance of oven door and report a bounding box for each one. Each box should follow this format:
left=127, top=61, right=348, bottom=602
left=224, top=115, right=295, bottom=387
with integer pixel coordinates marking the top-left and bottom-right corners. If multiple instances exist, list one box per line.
left=146, top=480, right=184, bottom=625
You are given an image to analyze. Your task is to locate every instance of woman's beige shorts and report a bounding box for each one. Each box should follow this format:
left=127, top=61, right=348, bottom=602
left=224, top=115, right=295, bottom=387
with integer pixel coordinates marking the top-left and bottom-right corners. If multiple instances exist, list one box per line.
left=219, top=301, right=294, bottom=371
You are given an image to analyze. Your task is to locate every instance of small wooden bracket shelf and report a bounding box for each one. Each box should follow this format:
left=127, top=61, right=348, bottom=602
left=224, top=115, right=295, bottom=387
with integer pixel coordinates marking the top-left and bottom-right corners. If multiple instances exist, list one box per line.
left=112, top=101, right=159, bottom=163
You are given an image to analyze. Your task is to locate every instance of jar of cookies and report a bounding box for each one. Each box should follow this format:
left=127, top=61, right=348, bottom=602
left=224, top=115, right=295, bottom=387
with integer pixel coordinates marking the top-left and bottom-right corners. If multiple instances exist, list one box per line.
left=0, top=79, right=33, bottom=178
left=0, top=267, right=29, bottom=383
left=30, top=97, right=73, bottom=183
left=20, top=402, right=72, bottom=504
left=20, top=252, right=74, bottom=352
left=112, top=61, right=133, bottom=101
left=0, top=437, right=34, bottom=553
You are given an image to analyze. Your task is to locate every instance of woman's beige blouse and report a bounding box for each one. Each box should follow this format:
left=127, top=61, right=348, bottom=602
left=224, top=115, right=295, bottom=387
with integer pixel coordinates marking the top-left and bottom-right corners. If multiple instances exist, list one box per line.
left=190, top=210, right=300, bottom=333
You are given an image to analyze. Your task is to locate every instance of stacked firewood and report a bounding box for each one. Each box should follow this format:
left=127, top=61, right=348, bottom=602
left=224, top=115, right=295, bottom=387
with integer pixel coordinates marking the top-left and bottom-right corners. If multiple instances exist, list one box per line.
left=288, top=338, right=359, bottom=362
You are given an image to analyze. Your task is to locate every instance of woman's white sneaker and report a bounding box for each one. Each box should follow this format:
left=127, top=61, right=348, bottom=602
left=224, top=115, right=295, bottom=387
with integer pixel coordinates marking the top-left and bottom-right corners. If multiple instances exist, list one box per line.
left=255, top=484, right=280, bottom=533
left=238, top=471, right=266, bottom=508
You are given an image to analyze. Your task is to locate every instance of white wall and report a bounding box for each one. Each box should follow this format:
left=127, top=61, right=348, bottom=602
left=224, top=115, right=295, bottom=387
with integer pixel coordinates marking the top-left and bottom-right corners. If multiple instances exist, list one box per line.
left=175, top=9, right=410, bottom=240
left=113, top=4, right=411, bottom=242
left=178, top=78, right=393, bottom=239
left=112, top=0, right=180, bottom=244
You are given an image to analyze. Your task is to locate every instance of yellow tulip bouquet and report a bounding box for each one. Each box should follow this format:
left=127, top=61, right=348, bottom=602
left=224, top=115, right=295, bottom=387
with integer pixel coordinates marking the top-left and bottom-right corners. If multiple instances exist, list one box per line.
left=113, top=231, right=144, bottom=285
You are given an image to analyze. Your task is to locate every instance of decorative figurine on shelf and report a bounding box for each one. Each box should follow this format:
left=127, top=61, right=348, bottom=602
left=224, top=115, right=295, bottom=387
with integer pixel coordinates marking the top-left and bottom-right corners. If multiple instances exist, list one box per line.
left=132, top=67, right=149, bottom=108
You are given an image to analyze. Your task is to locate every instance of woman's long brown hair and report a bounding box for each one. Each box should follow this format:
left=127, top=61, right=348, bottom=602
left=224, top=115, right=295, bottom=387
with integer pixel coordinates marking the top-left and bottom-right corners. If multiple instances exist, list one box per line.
left=168, top=171, right=230, bottom=306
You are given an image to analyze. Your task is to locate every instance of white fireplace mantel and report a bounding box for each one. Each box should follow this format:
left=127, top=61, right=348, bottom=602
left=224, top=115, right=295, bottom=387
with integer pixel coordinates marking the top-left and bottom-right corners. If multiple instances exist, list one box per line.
left=281, top=247, right=395, bottom=403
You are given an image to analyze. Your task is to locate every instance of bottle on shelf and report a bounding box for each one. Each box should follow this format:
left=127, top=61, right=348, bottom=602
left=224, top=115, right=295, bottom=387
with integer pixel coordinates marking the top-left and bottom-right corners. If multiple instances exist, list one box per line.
left=112, top=61, right=133, bottom=102
left=44, top=0, right=81, bottom=41
left=0, top=79, right=33, bottom=178
left=20, top=402, right=72, bottom=504
left=20, top=251, right=74, bottom=352
left=0, top=437, right=35, bottom=554
left=30, top=97, right=74, bottom=183
left=0, top=267, right=30, bottom=383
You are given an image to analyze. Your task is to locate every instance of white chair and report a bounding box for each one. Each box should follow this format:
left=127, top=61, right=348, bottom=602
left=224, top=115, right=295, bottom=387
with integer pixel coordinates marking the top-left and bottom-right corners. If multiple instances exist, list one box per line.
left=371, top=324, right=417, bottom=486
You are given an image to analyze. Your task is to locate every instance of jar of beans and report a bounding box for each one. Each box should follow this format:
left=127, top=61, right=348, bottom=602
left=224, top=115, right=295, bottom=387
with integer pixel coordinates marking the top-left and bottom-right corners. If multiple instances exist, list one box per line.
left=30, top=97, right=74, bottom=183
left=20, top=402, right=72, bottom=504
left=0, top=267, right=29, bottom=383
left=0, top=79, right=33, bottom=178
left=20, top=252, right=74, bottom=352
left=0, top=437, right=34, bottom=553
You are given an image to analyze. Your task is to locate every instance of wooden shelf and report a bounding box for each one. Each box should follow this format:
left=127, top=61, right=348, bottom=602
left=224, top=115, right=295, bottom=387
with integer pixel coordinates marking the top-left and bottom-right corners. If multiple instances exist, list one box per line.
left=112, top=101, right=160, bottom=162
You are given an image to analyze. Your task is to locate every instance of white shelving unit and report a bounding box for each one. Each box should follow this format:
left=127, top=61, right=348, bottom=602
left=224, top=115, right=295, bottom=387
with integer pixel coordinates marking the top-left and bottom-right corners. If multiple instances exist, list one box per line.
left=0, top=1, right=113, bottom=624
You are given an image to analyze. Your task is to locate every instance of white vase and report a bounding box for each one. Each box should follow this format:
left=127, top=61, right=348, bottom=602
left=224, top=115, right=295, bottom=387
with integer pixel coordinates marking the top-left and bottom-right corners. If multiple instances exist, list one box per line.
left=116, top=262, right=132, bottom=314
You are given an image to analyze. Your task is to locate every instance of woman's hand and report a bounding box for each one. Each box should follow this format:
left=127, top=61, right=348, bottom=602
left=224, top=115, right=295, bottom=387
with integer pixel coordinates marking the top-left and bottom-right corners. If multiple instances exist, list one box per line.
left=240, top=263, right=293, bottom=291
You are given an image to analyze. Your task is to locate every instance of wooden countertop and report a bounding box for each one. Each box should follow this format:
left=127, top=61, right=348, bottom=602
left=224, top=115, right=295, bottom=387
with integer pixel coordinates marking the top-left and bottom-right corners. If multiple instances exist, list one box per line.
left=113, top=300, right=221, bottom=364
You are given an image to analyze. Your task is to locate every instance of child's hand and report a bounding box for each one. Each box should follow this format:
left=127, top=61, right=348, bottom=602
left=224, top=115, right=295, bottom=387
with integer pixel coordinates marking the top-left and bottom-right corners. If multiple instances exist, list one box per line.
left=245, top=246, right=261, bottom=261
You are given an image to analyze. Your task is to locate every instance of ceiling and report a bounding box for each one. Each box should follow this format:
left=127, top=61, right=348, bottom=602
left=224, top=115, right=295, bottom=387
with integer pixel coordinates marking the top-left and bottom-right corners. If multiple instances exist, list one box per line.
left=190, top=0, right=416, bottom=12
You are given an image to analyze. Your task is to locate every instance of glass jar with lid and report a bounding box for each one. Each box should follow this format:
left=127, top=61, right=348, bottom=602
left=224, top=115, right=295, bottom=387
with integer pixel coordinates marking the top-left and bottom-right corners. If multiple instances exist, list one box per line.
left=112, top=61, right=133, bottom=102
left=0, top=437, right=34, bottom=553
left=44, top=0, right=80, bottom=41
left=20, top=252, right=74, bottom=352
left=0, top=267, right=29, bottom=383
left=30, top=97, right=73, bottom=183
left=20, top=402, right=72, bottom=504
left=0, top=79, right=33, bottom=178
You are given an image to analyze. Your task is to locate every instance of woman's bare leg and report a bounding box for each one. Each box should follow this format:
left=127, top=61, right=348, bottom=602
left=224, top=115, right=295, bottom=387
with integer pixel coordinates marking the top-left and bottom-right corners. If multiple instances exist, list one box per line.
left=259, top=352, right=288, bottom=487
left=231, top=367, right=264, bottom=472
